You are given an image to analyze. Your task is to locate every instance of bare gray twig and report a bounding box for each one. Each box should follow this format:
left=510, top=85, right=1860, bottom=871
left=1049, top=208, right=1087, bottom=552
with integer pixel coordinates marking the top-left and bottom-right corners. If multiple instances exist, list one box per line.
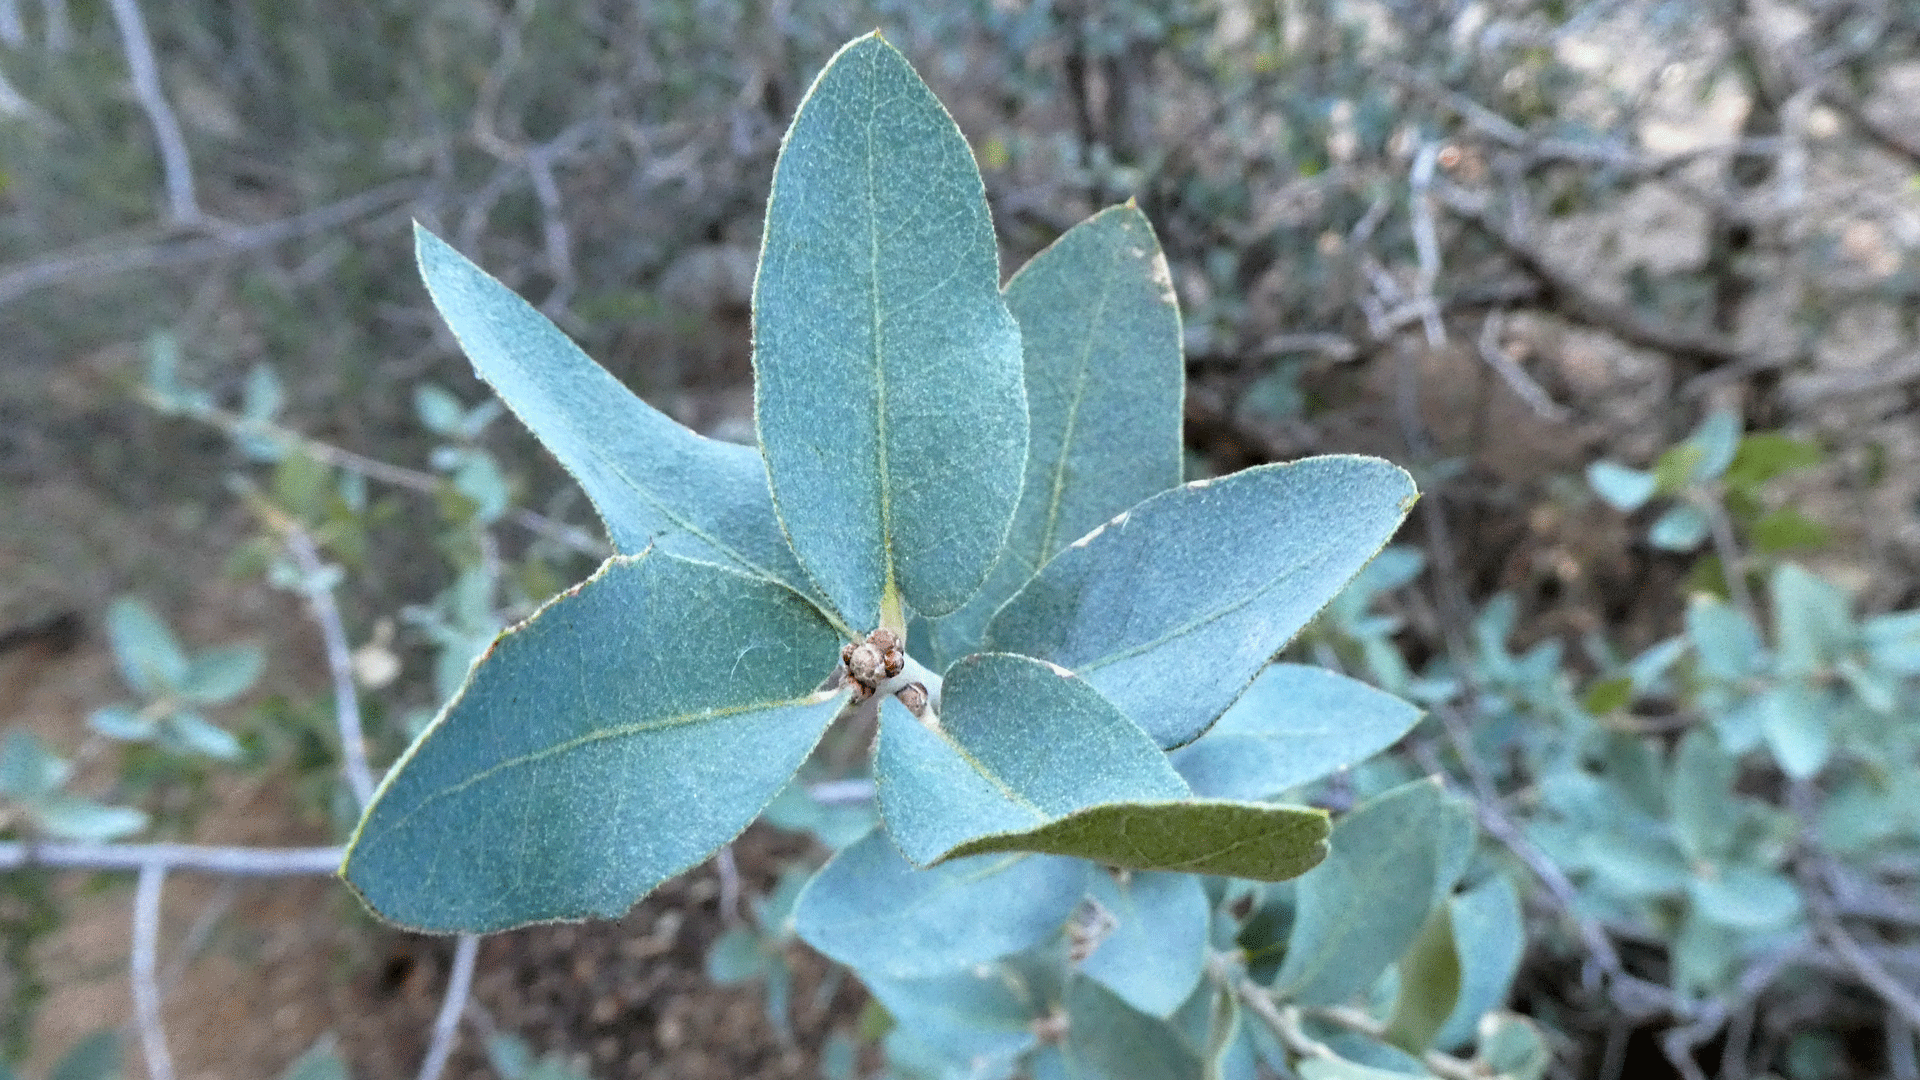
left=417, top=934, right=481, bottom=1080
left=0, top=178, right=425, bottom=309
left=105, top=0, right=200, bottom=225
left=0, top=841, right=344, bottom=875
left=285, top=528, right=377, bottom=810
left=131, top=864, right=177, bottom=1080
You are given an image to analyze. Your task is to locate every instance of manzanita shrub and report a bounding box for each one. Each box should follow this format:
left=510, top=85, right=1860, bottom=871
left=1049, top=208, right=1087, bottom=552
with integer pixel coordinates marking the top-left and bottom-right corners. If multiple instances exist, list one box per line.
left=339, top=35, right=1534, bottom=1078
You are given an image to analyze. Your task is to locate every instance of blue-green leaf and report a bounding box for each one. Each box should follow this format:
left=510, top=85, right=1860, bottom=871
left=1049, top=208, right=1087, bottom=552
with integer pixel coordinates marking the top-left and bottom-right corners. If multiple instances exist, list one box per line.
left=1274, top=778, right=1447, bottom=1006
left=876, top=654, right=1329, bottom=880
left=1079, top=871, right=1210, bottom=1019
left=343, top=553, right=846, bottom=932
left=1761, top=683, right=1830, bottom=780
left=931, top=204, right=1184, bottom=663
left=278, top=1037, right=349, bottom=1080
left=32, top=795, right=148, bottom=842
left=792, top=828, right=1088, bottom=979
left=1771, top=564, right=1854, bottom=678
left=988, top=457, right=1416, bottom=748
left=1685, top=596, right=1763, bottom=682
left=106, top=597, right=189, bottom=695
left=413, top=228, right=836, bottom=628
left=1669, top=729, right=1740, bottom=864
left=0, top=730, right=69, bottom=800
left=1688, top=866, right=1802, bottom=930
left=862, top=965, right=1041, bottom=1069
left=1433, top=876, right=1523, bottom=1052
left=1062, top=977, right=1204, bottom=1080
left=1686, top=409, right=1742, bottom=482
left=179, top=643, right=265, bottom=705
left=166, top=710, right=242, bottom=761
left=1171, top=664, right=1421, bottom=800
left=1648, top=504, right=1709, bottom=551
left=753, top=33, right=1026, bottom=627
left=1586, top=461, right=1656, bottom=511
left=48, top=1030, right=121, bottom=1080
left=877, top=653, right=1186, bottom=863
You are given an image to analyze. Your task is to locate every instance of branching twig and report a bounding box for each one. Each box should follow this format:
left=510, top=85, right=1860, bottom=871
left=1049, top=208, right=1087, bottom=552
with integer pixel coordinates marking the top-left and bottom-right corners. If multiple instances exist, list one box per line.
left=105, top=0, right=200, bottom=225
left=417, top=934, right=480, bottom=1080
left=148, top=390, right=607, bottom=557
left=1434, top=181, right=1758, bottom=378
left=131, top=864, right=177, bottom=1080
left=0, top=841, right=344, bottom=874
left=285, top=527, right=377, bottom=809
left=0, top=178, right=425, bottom=309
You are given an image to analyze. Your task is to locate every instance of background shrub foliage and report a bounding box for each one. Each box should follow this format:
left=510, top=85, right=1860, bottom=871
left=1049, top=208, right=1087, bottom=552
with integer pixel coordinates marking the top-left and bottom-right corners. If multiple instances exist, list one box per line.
left=1, top=2, right=1918, bottom=1080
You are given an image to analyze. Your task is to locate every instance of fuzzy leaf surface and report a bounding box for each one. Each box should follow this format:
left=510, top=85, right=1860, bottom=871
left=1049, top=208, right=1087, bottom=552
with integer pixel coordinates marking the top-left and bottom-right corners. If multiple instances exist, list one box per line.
left=931, top=204, right=1183, bottom=662
left=343, top=553, right=846, bottom=932
left=988, top=456, right=1416, bottom=747
left=877, top=654, right=1329, bottom=878
left=413, top=229, right=833, bottom=624
left=792, top=828, right=1088, bottom=979
left=1171, top=663, right=1422, bottom=800
left=753, top=33, right=1026, bottom=626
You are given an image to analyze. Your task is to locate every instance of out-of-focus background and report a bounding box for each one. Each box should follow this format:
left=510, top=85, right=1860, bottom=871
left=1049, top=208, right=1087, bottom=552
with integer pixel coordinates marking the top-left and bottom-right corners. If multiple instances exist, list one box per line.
left=1, top=1, right=1918, bottom=1078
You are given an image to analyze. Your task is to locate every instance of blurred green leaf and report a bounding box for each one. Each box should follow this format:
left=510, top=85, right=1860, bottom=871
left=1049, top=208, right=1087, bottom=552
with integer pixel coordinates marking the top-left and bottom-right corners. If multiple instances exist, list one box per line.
left=105, top=597, right=189, bottom=696
left=1686, top=596, right=1763, bottom=682
left=705, top=927, right=769, bottom=984
left=32, top=796, right=148, bottom=842
left=48, top=1030, right=121, bottom=1080
left=1648, top=504, right=1709, bottom=552
left=165, top=710, right=243, bottom=761
left=1384, top=902, right=1461, bottom=1055
left=1761, top=683, right=1831, bottom=780
left=1772, top=564, right=1854, bottom=678
left=1726, top=433, right=1824, bottom=491
left=1669, top=730, right=1740, bottom=864
left=0, top=730, right=69, bottom=800
left=1750, top=508, right=1830, bottom=553
left=1475, top=1014, right=1550, bottom=1080
left=1586, top=461, right=1656, bottom=511
left=1688, top=866, right=1802, bottom=930
left=414, top=383, right=467, bottom=437
left=277, top=1036, right=348, bottom=1080
left=180, top=644, right=266, bottom=705
left=1434, top=876, right=1524, bottom=1052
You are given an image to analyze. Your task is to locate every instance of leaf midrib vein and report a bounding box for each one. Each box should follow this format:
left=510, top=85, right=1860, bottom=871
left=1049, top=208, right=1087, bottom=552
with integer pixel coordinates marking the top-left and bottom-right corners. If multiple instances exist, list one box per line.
left=1033, top=244, right=1123, bottom=562
left=1075, top=546, right=1336, bottom=674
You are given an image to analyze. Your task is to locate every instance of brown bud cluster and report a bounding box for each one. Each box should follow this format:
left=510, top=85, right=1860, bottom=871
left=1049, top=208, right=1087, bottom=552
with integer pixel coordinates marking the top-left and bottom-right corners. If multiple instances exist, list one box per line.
left=840, top=628, right=906, bottom=695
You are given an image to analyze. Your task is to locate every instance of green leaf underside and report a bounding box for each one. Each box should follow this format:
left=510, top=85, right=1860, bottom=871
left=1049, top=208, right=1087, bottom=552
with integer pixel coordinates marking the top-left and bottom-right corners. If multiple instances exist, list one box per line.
left=1276, top=778, right=1448, bottom=1006
left=753, top=33, right=1027, bottom=627
left=931, top=204, right=1183, bottom=663
left=1079, top=870, right=1210, bottom=1019
left=1383, top=902, right=1461, bottom=1054
left=948, top=799, right=1329, bottom=881
left=792, top=828, right=1089, bottom=979
left=413, top=228, right=839, bottom=630
left=877, top=654, right=1328, bottom=878
left=1172, top=663, right=1423, bottom=801
left=877, top=653, right=1186, bottom=863
left=343, top=552, right=846, bottom=932
left=988, top=456, right=1416, bottom=748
